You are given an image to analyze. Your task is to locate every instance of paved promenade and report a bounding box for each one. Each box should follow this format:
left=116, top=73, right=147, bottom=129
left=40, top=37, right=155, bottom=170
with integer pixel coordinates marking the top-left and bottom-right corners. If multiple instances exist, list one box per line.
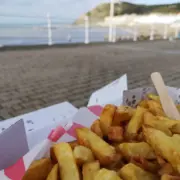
left=0, top=40, right=180, bottom=119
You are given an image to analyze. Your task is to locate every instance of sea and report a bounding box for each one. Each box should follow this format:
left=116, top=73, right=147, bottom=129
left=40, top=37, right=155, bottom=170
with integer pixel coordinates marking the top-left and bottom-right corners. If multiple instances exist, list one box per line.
left=0, top=24, right=132, bottom=46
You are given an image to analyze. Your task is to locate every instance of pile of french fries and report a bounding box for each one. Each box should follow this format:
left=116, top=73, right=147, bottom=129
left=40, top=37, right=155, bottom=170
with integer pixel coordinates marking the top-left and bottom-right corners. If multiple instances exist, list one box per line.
left=23, top=94, right=180, bottom=180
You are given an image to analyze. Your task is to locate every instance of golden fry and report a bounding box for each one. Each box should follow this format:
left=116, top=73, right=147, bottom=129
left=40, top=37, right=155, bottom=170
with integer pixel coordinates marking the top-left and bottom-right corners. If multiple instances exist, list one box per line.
left=105, top=153, right=123, bottom=171
left=108, top=126, right=124, bottom=142
left=157, top=116, right=180, bottom=134
left=94, top=168, right=122, bottom=180
left=137, top=131, right=144, bottom=141
left=131, top=157, right=160, bottom=173
left=100, top=104, right=116, bottom=136
left=138, top=100, right=149, bottom=109
left=69, top=140, right=79, bottom=150
left=144, top=113, right=180, bottom=136
left=119, top=163, right=159, bottom=180
left=73, top=145, right=95, bottom=166
left=158, top=163, right=174, bottom=176
left=22, top=158, right=53, bottom=180
left=113, top=106, right=134, bottom=126
left=125, top=106, right=146, bottom=139
left=177, top=105, right=180, bottom=112
left=50, top=147, right=57, bottom=164
left=156, top=154, right=167, bottom=166
left=119, top=142, right=156, bottom=160
left=46, top=164, right=59, bottom=180
left=143, top=126, right=180, bottom=173
left=147, top=100, right=165, bottom=116
left=82, top=161, right=100, bottom=180
left=91, top=119, right=103, bottom=138
left=53, top=142, right=80, bottom=180
left=161, top=174, right=180, bottom=180
left=171, top=124, right=180, bottom=134
left=144, top=112, right=172, bottom=136
left=76, top=128, right=116, bottom=165
left=147, top=94, right=160, bottom=102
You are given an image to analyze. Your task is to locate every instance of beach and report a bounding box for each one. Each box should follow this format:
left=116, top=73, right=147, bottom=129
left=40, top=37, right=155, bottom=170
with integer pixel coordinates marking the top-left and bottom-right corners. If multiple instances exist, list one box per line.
left=0, top=40, right=180, bottom=120
left=0, top=26, right=130, bottom=46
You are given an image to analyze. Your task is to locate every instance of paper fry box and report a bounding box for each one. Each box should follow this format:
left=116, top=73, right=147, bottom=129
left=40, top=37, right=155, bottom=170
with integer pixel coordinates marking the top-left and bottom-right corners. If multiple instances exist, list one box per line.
left=0, top=101, right=77, bottom=150
left=0, top=107, right=99, bottom=180
left=123, top=86, right=180, bottom=107
left=0, top=102, right=78, bottom=172
left=88, top=74, right=127, bottom=106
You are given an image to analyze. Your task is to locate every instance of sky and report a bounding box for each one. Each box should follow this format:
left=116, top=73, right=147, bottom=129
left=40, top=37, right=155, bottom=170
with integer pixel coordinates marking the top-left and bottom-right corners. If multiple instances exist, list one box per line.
left=0, top=0, right=179, bottom=24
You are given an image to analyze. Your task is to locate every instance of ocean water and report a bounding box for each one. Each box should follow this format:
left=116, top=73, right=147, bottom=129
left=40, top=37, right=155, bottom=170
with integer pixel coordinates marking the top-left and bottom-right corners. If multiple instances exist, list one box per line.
left=0, top=25, right=131, bottom=46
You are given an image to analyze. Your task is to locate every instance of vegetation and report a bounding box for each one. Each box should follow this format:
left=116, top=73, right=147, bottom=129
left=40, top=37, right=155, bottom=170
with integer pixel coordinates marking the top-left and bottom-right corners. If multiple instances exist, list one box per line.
left=75, top=2, right=180, bottom=24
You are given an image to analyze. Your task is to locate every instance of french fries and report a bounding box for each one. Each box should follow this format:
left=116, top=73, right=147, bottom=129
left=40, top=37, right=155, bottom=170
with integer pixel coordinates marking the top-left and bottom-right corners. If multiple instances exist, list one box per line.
left=91, top=119, right=103, bottom=138
left=53, top=142, right=80, bottom=180
left=69, top=140, right=79, bottom=149
left=22, top=158, right=53, bottom=180
left=113, top=106, right=134, bottom=126
left=147, top=100, right=166, bottom=116
left=144, top=112, right=173, bottom=136
left=118, top=142, right=156, bottom=160
left=131, top=157, right=160, bottom=173
left=161, top=174, right=180, bottom=180
left=143, top=126, right=180, bottom=173
left=76, top=128, right=116, bottom=165
left=46, top=164, right=59, bottom=180
left=147, top=93, right=160, bottom=102
left=158, top=163, right=174, bottom=176
left=108, top=126, right=124, bottom=142
left=100, top=104, right=116, bottom=136
left=119, top=163, right=159, bottom=180
left=125, top=106, right=146, bottom=139
left=24, top=93, right=180, bottom=180
left=138, top=100, right=149, bottom=108
left=94, top=168, right=122, bottom=180
left=82, top=161, right=100, bottom=180
left=73, top=145, right=95, bottom=166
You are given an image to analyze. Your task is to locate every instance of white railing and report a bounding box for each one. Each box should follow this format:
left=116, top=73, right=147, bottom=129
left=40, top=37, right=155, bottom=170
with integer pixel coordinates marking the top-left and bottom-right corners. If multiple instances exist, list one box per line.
left=0, top=13, right=179, bottom=47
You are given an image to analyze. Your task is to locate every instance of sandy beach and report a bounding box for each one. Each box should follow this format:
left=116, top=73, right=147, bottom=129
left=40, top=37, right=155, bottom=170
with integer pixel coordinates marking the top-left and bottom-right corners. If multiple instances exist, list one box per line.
left=0, top=40, right=180, bottom=120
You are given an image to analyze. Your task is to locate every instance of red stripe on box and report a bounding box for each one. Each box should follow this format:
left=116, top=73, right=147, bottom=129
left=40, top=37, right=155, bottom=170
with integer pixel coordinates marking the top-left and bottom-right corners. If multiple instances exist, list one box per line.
left=67, top=122, right=85, bottom=138
left=48, top=126, right=66, bottom=142
left=4, top=158, right=25, bottom=180
left=88, top=105, right=103, bottom=116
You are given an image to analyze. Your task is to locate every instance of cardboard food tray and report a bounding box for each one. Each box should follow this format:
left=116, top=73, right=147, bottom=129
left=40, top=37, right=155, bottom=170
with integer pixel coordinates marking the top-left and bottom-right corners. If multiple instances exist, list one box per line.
left=0, top=74, right=180, bottom=179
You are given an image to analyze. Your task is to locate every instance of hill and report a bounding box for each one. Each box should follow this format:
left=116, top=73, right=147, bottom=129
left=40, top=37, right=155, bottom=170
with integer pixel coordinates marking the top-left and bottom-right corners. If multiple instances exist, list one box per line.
left=75, top=2, right=180, bottom=24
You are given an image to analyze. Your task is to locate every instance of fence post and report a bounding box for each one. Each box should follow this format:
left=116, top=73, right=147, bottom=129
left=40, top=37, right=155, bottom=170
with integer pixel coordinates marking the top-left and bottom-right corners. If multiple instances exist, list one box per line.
left=112, top=25, right=116, bottom=43
left=175, top=27, right=179, bottom=39
left=84, top=15, right=89, bottom=44
left=150, top=24, right=154, bottom=40
left=47, top=13, right=52, bottom=46
left=109, top=0, right=114, bottom=42
left=163, top=24, right=168, bottom=39
left=133, top=25, right=138, bottom=41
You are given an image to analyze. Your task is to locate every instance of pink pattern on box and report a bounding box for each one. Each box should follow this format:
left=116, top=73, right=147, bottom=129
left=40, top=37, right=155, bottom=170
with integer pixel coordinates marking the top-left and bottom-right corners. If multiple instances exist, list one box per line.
left=88, top=105, right=103, bottom=116
left=48, top=126, right=66, bottom=142
left=4, top=158, right=25, bottom=180
left=67, top=122, right=85, bottom=138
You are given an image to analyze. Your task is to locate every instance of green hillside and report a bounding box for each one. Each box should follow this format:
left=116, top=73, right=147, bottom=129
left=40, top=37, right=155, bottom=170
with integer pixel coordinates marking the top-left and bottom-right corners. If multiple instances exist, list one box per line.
left=75, top=2, right=180, bottom=24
